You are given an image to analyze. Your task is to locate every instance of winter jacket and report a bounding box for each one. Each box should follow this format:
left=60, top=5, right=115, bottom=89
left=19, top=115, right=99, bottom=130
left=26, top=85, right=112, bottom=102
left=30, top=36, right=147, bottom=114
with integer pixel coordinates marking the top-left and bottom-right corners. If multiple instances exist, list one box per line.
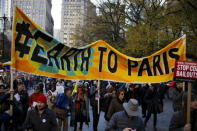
left=138, top=86, right=148, bottom=105
left=172, top=88, right=183, bottom=112
left=89, top=83, right=106, bottom=109
left=24, top=106, right=57, bottom=131
left=125, top=89, right=138, bottom=102
left=144, top=89, right=160, bottom=114
left=103, top=93, right=115, bottom=120
left=106, top=98, right=124, bottom=121
left=169, top=111, right=197, bottom=131
left=105, top=111, right=144, bottom=131
left=74, top=98, right=89, bottom=123
left=0, top=93, right=10, bottom=113
left=13, top=90, right=29, bottom=123
left=55, top=93, right=73, bottom=116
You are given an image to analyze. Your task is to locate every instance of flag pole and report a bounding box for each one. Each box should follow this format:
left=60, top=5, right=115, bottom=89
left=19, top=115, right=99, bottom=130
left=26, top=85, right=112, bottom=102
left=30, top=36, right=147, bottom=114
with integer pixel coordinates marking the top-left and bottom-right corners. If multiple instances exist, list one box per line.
left=9, top=6, right=16, bottom=117
left=9, top=67, right=14, bottom=116
left=182, top=82, right=186, bottom=109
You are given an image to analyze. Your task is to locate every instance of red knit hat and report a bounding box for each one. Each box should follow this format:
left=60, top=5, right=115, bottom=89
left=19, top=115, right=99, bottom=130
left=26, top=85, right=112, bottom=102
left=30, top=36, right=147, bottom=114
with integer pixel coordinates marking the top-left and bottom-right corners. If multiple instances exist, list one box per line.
left=36, top=94, right=47, bottom=105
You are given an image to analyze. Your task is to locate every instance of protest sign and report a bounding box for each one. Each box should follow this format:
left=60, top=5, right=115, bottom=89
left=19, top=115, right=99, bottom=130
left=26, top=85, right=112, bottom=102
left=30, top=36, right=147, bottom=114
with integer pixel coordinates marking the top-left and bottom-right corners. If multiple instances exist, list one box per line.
left=12, top=7, right=186, bottom=83
left=174, top=61, right=197, bottom=82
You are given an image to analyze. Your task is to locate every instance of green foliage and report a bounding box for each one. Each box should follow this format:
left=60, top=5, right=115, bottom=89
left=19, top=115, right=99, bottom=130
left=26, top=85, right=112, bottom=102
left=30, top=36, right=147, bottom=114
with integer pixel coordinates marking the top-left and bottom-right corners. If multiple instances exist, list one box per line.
left=72, top=0, right=197, bottom=58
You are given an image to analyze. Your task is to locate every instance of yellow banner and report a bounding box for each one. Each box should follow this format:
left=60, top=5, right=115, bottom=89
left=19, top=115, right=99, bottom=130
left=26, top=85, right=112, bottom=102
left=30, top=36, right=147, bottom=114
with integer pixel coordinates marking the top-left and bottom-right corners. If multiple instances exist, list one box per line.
left=12, top=7, right=186, bottom=83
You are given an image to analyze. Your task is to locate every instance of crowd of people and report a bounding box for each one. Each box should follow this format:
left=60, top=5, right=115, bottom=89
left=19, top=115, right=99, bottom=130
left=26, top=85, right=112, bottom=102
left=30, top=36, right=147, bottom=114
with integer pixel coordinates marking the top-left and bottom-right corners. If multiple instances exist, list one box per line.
left=0, top=74, right=196, bottom=131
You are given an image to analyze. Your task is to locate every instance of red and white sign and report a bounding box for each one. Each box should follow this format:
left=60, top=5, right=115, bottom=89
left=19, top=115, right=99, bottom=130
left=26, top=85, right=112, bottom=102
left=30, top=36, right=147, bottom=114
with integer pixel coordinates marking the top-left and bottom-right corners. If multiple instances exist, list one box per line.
left=174, top=61, right=197, bottom=81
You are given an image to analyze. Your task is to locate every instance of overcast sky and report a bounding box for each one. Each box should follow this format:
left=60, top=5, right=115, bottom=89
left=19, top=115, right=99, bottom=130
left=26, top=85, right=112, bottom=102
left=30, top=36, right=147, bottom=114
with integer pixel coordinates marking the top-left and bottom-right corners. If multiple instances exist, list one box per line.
left=52, top=0, right=98, bottom=29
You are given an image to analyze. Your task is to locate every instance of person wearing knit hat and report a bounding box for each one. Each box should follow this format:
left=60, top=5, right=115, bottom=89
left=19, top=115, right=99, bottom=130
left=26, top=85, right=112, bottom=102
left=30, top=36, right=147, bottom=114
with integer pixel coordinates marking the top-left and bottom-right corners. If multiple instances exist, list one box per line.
left=24, top=94, right=57, bottom=131
left=37, top=94, right=47, bottom=104
left=29, top=86, right=43, bottom=107
left=36, top=94, right=47, bottom=111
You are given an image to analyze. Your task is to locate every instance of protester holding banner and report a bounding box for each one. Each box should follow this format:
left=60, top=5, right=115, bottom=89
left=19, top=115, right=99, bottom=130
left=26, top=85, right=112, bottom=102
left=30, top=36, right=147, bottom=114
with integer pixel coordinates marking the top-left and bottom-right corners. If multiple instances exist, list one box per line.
left=89, top=80, right=99, bottom=131
left=169, top=91, right=197, bottom=131
left=13, top=82, right=29, bottom=131
left=89, top=80, right=107, bottom=131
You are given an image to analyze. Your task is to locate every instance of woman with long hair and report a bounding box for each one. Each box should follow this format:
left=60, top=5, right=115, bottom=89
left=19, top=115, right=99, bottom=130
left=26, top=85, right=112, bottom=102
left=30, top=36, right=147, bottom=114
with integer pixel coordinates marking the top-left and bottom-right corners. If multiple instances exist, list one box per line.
left=106, top=88, right=125, bottom=121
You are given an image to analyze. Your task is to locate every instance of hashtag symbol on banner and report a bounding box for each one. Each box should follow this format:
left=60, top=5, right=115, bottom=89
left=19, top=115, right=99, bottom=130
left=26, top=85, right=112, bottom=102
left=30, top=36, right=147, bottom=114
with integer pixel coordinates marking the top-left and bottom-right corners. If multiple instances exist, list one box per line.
left=15, top=21, right=33, bottom=57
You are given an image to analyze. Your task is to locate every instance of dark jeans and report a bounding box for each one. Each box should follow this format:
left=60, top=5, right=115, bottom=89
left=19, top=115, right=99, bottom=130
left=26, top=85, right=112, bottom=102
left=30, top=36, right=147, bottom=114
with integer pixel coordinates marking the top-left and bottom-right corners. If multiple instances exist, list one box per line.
left=141, top=102, right=147, bottom=116
left=0, top=113, right=10, bottom=131
left=74, top=122, right=83, bottom=131
left=144, top=111, right=157, bottom=127
left=92, top=104, right=100, bottom=131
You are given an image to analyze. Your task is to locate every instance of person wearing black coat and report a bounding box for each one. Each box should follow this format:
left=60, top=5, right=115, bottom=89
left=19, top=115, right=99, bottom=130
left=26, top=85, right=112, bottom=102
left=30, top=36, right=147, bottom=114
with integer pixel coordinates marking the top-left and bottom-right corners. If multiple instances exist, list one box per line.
left=0, top=85, right=11, bottom=130
left=13, top=82, right=29, bottom=131
left=144, top=84, right=161, bottom=130
left=125, top=84, right=138, bottom=102
left=24, top=94, right=57, bottom=131
left=139, top=84, right=149, bottom=118
left=89, top=80, right=106, bottom=131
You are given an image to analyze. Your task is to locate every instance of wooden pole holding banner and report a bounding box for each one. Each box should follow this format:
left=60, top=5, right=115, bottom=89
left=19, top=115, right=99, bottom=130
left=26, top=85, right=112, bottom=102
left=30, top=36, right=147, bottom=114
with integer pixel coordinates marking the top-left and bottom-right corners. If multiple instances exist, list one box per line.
left=97, top=80, right=100, bottom=114
left=186, top=82, right=192, bottom=124
left=182, top=82, right=186, bottom=109
left=9, top=68, right=14, bottom=117
left=9, top=6, right=15, bottom=118
left=183, top=82, right=185, bottom=92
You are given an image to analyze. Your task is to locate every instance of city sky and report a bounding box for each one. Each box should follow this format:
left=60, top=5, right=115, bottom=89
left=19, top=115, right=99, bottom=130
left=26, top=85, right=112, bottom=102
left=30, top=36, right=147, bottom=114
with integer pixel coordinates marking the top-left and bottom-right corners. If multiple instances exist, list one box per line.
left=52, top=0, right=98, bottom=29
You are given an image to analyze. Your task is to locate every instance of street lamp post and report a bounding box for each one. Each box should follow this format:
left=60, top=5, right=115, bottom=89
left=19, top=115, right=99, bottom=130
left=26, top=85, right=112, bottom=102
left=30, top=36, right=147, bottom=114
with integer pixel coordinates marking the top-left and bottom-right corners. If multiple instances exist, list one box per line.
left=0, top=14, right=8, bottom=61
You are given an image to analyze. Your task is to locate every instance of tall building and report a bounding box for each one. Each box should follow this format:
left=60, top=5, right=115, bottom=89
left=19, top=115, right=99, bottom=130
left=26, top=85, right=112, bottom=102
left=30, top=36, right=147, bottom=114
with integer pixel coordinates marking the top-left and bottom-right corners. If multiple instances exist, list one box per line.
left=61, top=0, right=96, bottom=46
left=0, top=0, right=11, bottom=32
left=54, top=29, right=63, bottom=42
left=13, top=0, right=54, bottom=35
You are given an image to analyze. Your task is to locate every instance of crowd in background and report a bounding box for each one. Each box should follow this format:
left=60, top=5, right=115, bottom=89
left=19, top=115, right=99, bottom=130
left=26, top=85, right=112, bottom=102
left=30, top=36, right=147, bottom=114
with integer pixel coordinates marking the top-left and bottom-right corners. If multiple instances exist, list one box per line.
left=0, top=74, right=196, bottom=131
